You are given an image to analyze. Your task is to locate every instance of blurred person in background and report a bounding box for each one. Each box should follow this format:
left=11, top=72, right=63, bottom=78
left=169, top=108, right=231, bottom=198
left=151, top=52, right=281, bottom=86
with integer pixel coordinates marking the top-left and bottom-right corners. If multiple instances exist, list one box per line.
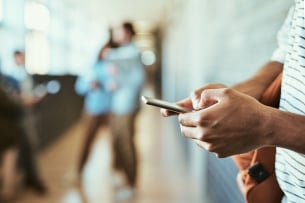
left=75, top=29, right=118, bottom=175
left=106, top=22, right=145, bottom=200
left=8, top=50, right=47, bottom=195
left=0, top=72, right=23, bottom=201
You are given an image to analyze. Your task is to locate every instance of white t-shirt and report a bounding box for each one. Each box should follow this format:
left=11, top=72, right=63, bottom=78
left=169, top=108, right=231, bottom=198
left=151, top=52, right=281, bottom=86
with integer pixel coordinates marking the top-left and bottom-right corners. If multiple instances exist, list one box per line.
left=271, top=0, right=305, bottom=202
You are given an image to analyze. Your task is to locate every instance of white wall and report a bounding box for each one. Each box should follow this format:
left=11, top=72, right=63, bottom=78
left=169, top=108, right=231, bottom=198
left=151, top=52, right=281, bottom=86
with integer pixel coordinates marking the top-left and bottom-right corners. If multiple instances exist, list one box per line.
left=0, top=0, right=110, bottom=75
left=162, top=0, right=293, bottom=202
left=0, top=0, right=25, bottom=73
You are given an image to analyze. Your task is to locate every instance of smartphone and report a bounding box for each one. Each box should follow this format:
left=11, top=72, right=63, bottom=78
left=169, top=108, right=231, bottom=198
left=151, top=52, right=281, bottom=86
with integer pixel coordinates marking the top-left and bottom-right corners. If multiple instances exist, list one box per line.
left=141, top=96, right=190, bottom=113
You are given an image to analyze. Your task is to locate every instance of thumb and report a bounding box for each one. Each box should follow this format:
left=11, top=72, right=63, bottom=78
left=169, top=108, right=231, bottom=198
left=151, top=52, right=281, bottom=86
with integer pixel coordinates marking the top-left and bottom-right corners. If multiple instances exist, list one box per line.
left=190, top=84, right=227, bottom=110
left=197, top=88, right=225, bottom=109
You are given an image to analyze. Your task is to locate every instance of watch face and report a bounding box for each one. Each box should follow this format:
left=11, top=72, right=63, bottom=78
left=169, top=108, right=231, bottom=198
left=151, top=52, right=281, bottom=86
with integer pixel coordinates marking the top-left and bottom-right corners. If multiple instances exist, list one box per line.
left=248, top=162, right=269, bottom=183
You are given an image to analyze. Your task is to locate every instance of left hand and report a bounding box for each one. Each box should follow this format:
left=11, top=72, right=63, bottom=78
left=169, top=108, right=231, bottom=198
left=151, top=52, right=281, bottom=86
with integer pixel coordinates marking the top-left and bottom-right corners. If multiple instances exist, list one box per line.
left=178, top=88, right=271, bottom=158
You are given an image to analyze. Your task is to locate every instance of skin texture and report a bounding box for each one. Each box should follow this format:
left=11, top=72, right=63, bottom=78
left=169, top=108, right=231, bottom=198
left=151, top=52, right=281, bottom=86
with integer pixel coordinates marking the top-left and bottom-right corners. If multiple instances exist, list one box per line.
left=178, top=87, right=270, bottom=157
left=161, top=61, right=305, bottom=157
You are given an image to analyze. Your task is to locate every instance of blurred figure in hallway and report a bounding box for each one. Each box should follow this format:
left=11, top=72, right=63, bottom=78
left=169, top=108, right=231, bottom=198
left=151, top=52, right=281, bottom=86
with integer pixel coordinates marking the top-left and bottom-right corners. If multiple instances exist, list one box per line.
left=75, top=29, right=118, bottom=175
left=9, top=50, right=47, bottom=195
left=107, top=22, right=145, bottom=200
left=0, top=72, right=23, bottom=201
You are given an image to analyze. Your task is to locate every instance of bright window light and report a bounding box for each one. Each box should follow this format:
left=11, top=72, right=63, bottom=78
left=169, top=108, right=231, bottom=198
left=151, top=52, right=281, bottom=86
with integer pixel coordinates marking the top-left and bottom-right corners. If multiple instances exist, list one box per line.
left=25, top=32, right=50, bottom=74
left=24, top=2, right=50, bottom=32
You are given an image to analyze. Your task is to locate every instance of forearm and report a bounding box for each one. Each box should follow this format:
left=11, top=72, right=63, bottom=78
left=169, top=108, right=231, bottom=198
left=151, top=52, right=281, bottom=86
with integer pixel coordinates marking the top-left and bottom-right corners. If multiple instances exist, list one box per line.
left=233, top=61, right=283, bottom=99
left=262, top=106, right=305, bottom=154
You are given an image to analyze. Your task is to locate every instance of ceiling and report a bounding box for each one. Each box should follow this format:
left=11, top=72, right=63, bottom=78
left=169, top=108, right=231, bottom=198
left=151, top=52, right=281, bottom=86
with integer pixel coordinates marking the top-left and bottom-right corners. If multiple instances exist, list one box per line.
left=63, top=0, right=183, bottom=31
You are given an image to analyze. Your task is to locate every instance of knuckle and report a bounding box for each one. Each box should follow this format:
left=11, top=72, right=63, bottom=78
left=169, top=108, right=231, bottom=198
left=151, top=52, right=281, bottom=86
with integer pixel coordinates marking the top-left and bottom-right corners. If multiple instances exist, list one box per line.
left=193, top=114, right=203, bottom=126
left=197, top=130, right=205, bottom=140
left=222, top=87, right=231, bottom=95
left=197, top=128, right=209, bottom=141
left=221, top=87, right=232, bottom=96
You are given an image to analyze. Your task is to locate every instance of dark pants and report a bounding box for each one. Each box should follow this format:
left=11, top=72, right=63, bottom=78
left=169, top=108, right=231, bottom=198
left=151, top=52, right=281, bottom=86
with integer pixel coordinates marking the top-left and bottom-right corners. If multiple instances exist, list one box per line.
left=18, top=108, right=40, bottom=185
left=110, top=112, right=138, bottom=187
left=18, top=132, right=39, bottom=184
left=78, top=113, right=109, bottom=173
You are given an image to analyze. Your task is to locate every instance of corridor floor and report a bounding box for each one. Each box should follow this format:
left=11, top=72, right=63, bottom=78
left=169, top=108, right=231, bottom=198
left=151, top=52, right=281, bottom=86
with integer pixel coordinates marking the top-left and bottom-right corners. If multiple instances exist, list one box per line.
left=12, top=99, right=203, bottom=203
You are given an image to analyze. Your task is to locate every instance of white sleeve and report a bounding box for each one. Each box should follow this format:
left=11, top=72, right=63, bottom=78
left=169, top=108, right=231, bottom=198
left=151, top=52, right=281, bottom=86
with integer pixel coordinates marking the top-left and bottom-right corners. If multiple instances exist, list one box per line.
left=271, top=6, right=295, bottom=63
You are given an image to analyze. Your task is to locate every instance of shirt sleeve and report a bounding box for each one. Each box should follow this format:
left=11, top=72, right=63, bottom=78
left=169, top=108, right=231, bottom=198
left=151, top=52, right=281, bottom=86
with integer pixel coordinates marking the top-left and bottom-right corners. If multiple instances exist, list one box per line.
left=74, top=68, right=95, bottom=96
left=271, top=6, right=295, bottom=63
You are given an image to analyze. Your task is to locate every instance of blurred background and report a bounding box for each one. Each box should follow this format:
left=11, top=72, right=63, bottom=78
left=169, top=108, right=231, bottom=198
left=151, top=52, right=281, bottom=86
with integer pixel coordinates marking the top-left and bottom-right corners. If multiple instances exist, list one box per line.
left=0, top=0, right=294, bottom=203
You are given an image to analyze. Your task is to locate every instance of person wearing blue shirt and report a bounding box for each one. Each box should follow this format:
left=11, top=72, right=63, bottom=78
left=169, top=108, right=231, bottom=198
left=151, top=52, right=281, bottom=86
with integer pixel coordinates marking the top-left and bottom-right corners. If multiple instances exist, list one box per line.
left=75, top=61, right=112, bottom=116
left=107, top=22, right=145, bottom=200
left=75, top=40, right=117, bottom=174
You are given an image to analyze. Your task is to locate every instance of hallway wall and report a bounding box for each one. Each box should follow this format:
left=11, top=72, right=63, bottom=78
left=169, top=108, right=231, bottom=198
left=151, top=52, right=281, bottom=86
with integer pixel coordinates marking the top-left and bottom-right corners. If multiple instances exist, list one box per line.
left=33, top=75, right=83, bottom=149
left=161, top=0, right=293, bottom=202
left=0, top=0, right=25, bottom=72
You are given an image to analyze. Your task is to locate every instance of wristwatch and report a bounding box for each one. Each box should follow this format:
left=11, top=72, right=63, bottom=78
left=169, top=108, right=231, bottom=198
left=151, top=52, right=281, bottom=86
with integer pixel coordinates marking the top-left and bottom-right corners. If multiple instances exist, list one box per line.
left=248, top=162, right=269, bottom=183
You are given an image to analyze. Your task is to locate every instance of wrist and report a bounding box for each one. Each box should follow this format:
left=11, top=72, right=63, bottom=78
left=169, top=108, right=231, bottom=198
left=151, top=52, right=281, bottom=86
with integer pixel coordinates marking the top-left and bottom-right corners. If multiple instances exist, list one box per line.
left=259, top=106, right=295, bottom=148
left=256, top=105, right=277, bottom=147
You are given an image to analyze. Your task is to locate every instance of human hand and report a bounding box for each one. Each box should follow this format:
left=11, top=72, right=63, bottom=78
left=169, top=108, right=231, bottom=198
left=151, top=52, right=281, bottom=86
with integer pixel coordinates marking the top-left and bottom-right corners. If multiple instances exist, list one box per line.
left=160, top=83, right=227, bottom=117
left=178, top=88, right=270, bottom=158
left=22, top=96, right=38, bottom=107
